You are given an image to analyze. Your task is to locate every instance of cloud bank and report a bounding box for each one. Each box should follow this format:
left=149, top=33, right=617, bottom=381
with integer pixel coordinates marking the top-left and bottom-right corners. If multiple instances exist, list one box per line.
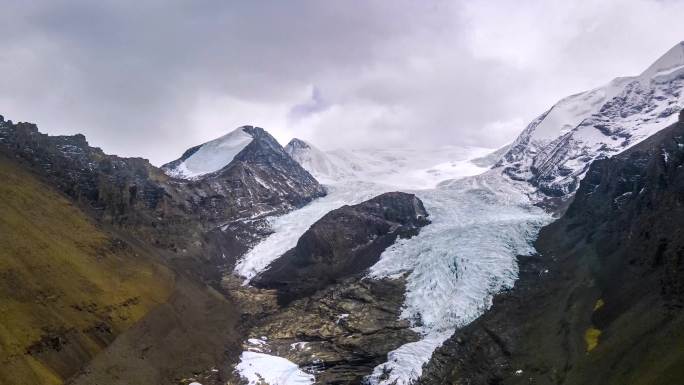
left=1, top=0, right=684, bottom=164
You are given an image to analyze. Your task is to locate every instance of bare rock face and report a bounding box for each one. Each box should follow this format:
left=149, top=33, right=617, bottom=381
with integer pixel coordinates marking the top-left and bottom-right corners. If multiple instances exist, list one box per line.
left=251, top=192, right=430, bottom=304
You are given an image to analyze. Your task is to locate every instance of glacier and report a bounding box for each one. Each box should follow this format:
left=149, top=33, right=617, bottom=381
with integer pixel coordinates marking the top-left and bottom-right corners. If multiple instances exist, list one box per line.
left=233, top=42, right=684, bottom=385
left=233, top=144, right=549, bottom=385
left=234, top=145, right=492, bottom=283
left=285, top=139, right=491, bottom=189
left=365, top=172, right=550, bottom=384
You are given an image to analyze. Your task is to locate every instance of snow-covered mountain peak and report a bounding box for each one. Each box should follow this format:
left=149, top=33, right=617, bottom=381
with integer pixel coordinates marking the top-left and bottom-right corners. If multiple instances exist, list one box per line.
left=284, top=138, right=356, bottom=184
left=640, top=41, right=684, bottom=79
left=286, top=138, right=490, bottom=189
left=497, top=43, right=684, bottom=197
left=162, top=126, right=256, bottom=179
left=285, top=138, right=311, bottom=151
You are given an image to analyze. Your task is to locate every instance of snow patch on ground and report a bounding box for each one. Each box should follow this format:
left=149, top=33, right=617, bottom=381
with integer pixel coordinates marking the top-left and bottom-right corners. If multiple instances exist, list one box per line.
left=236, top=352, right=315, bottom=385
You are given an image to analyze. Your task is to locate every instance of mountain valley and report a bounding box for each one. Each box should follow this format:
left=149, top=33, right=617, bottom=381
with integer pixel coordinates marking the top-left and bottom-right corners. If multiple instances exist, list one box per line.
left=2, top=41, right=684, bottom=385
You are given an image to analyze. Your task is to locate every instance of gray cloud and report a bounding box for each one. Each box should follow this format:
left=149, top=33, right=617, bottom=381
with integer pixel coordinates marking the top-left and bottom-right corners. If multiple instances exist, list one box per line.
left=288, top=86, right=329, bottom=122
left=1, top=0, right=684, bottom=165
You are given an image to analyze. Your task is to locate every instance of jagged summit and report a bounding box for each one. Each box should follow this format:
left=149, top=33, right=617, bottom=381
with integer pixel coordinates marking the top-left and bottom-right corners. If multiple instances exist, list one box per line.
left=497, top=42, right=684, bottom=197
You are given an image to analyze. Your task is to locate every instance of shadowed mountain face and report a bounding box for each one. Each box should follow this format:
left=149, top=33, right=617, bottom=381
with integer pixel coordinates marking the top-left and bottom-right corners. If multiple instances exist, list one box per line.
left=252, top=192, right=429, bottom=304
left=0, top=154, right=172, bottom=385
left=419, top=113, right=684, bottom=385
left=0, top=153, right=244, bottom=385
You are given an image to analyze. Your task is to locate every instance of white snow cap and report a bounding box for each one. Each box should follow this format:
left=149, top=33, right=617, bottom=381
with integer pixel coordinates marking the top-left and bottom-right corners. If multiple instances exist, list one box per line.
left=521, top=41, right=684, bottom=144
left=641, top=41, right=684, bottom=78
left=285, top=137, right=490, bottom=189
left=166, top=126, right=254, bottom=179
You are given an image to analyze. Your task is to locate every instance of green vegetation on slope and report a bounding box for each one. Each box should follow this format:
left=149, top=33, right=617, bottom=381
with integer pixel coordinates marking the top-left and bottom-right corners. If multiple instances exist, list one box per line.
left=0, top=155, right=174, bottom=385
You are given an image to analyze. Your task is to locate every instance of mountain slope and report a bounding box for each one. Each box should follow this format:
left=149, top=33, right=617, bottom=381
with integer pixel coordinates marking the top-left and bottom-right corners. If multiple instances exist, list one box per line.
left=498, top=41, right=684, bottom=197
left=0, top=118, right=325, bottom=279
left=0, top=154, right=174, bottom=385
left=232, top=192, right=431, bottom=384
left=0, top=117, right=326, bottom=385
left=419, top=112, right=684, bottom=385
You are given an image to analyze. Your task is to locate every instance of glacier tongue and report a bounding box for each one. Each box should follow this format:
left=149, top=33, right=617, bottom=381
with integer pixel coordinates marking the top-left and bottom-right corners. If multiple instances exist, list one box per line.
left=366, top=171, right=550, bottom=385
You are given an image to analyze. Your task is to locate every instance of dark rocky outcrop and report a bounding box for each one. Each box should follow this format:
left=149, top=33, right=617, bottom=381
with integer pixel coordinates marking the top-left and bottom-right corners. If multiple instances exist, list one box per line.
left=420, top=115, right=684, bottom=385
left=252, top=192, right=429, bottom=304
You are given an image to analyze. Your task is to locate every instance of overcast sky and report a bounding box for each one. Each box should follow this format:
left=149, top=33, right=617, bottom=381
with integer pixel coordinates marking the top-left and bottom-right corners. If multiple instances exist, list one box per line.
left=2, top=0, right=684, bottom=165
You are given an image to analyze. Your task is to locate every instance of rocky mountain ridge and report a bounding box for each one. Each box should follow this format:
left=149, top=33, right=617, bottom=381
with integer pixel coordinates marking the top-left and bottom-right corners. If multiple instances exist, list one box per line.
left=498, top=41, right=684, bottom=197
left=0, top=117, right=324, bottom=279
left=0, top=115, right=326, bottom=385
